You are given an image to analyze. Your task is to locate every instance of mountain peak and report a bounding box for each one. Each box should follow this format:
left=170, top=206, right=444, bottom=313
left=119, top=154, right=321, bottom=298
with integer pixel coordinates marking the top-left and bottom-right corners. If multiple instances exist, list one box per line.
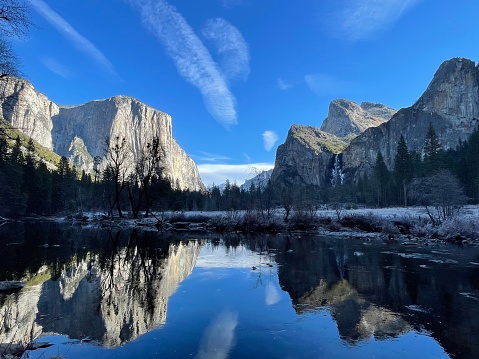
left=320, top=99, right=396, bottom=138
left=413, top=58, right=479, bottom=119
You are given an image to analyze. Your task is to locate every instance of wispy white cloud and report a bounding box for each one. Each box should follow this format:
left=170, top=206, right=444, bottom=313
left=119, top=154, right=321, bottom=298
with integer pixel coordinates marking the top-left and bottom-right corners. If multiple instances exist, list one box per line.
left=220, top=0, right=243, bottom=8
left=30, top=0, right=116, bottom=76
left=129, top=0, right=238, bottom=128
left=197, top=163, right=274, bottom=187
left=194, top=151, right=231, bottom=162
left=262, top=130, right=278, bottom=152
left=277, top=77, right=292, bottom=90
left=333, top=0, right=422, bottom=41
left=304, top=73, right=358, bottom=97
left=41, top=57, right=72, bottom=78
left=202, top=18, right=250, bottom=82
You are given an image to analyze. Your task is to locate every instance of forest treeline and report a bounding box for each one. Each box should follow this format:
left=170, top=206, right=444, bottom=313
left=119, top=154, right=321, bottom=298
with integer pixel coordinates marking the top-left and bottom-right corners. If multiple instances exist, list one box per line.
left=0, top=121, right=478, bottom=220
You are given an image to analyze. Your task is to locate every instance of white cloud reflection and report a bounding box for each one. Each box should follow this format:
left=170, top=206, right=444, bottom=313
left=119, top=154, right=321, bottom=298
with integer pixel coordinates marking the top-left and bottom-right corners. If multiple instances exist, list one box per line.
left=195, top=310, right=238, bottom=359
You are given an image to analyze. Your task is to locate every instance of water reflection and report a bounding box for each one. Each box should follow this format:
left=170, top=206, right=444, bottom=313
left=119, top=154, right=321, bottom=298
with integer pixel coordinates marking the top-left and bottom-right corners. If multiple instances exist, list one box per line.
left=0, top=223, right=202, bottom=348
left=1, top=225, right=478, bottom=358
left=267, top=234, right=479, bottom=357
left=195, top=310, right=238, bottom=359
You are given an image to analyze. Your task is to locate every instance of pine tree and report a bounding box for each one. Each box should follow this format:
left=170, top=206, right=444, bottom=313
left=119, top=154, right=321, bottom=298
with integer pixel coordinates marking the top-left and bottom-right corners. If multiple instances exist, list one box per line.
left=10, top=135, right=23, bottom=164
left=374, top=151, right=390, bottom=207
left=423, top=123, right=443, bottom=174
left=394, top=135, right=413, bottom=206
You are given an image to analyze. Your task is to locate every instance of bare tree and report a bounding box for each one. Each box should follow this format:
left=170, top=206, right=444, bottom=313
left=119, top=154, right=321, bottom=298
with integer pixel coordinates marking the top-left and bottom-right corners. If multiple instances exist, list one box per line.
left=0, top=0, right=30, bottom=78
left=103, top=136, right=131, bottom=218
left=127, top=137, right=164, bottom=219
left=409, top=169, right=468, bottom=225
left=0, top=0, right=30, bottom=37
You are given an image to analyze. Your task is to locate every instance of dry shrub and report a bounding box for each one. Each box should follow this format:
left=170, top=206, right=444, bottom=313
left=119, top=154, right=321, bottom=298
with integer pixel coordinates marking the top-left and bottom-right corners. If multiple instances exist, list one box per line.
left=288, top=209, right=319, bottom=230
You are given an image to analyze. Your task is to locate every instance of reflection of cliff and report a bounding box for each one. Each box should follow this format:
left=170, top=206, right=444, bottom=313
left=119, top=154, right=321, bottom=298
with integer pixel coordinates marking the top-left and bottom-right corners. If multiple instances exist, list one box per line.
left=37, top=236, right=202, bottom=347
left=271, top=235, right=479, bottom=358
left=0, top=283, right=44, bottom=345
left=297, top=279, right=410, bottom=342
left=0, top=228, right=202, bottom=348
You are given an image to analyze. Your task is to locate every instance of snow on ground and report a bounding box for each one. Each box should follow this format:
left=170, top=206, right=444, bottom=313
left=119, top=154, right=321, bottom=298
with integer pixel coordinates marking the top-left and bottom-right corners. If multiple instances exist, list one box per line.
left=178, top=205, right=479, bottom=220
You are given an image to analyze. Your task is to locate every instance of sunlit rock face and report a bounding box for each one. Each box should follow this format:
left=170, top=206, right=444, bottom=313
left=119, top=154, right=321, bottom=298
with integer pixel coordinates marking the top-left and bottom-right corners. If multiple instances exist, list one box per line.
left=53, top=96, right=205, bottom=191
left=320, top=99, right=395, bottom=138
left=342, top=58, right=479, bottom=182
left=0, top=77, right=58, bottom=150
left=0, top=78, right=205, bottom=192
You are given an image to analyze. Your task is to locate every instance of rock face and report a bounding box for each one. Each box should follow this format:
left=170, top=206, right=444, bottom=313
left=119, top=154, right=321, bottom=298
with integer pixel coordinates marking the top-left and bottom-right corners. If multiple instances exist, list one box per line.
left=342, top=58, right=479, bottom=182
left=320, top=99, right=396, bottom=138
left=0, top=77, right=58, bottom=150
left=271, top=125, right=348, bottom=187
left=272, top=58, right=479, bottom=188
left=0, top=78, right=205, bottom=191
left=271, top=99, right=393, bottom=188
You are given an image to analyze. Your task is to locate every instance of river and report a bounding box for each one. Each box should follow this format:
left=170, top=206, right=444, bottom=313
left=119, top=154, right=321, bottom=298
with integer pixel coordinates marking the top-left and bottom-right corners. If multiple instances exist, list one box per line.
left=0, top=221, right=478, bottom=358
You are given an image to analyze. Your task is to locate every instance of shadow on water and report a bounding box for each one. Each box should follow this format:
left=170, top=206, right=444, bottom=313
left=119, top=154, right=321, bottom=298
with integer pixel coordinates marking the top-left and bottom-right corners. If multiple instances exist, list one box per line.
left=0, top=224, right=478, bottom=358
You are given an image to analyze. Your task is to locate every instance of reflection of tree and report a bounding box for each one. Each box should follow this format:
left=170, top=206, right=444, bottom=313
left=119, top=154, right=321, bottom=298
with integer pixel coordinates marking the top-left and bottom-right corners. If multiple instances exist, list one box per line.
left=94, top=229, right=201, bottom=347
left=0, top=225, right=202, bottom=348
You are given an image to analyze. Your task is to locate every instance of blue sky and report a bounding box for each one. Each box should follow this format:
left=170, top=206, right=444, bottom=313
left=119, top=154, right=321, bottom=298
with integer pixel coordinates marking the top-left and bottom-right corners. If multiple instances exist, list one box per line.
left=13, top=0, right=479, bottom=186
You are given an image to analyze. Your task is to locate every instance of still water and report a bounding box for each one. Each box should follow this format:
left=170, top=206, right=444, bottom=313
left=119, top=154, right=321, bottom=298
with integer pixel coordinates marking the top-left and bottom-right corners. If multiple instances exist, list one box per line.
left=1, top=221, right=479, bottom=358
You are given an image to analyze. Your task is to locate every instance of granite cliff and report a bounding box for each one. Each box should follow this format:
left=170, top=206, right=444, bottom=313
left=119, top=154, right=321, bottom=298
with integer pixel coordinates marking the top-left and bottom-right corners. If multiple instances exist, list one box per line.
left=272, top=99, right=394, bottom=187
left=342, top=58, right=479, bottom=182
left=271, top=125, right=348, bottom=187
left=272, top=58, right=479, bottom=187
left=0, top=77, right=205, bottom=191
left=320, top=99, right=396, bottom=138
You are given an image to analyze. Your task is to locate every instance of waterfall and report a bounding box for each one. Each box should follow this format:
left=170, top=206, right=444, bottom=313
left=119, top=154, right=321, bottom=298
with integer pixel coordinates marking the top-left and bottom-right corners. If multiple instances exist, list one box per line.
left=330, top=154, right=344, bottom=187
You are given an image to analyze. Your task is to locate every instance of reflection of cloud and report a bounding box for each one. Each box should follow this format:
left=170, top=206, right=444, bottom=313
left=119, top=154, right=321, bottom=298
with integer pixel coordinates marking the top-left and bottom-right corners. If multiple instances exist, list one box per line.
left=262, top=130, right=278, bottom=151
left=265, top=282, right=281, bottom=305
left=196, top=245, right=260, bottom=269
left=332, top=0, right=422, bottom=41
left=202, top=18, right=250, bottom=82
left=197, top=163, right=274, bottom=187
left=304, top=73, right=357, bottom=97
left=195, top=310, right=238, bottom=359
left=129, top=0, right=237, bottom=128
left=30, top=0, right=117, bottom=76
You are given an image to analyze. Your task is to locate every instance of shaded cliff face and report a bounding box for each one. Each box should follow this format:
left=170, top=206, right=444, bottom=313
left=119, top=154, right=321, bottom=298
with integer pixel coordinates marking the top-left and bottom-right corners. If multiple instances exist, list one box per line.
left=272, top=58, right=479, bottom=187
left=342, top=58, right=479, bottom=181
left=0, top=78, right=205, bottom=191
left=271, top=125, right=348, bottom=187
left=320, top=99, right=396, bottom=138
left=272, top=99, right=394, bottom=188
